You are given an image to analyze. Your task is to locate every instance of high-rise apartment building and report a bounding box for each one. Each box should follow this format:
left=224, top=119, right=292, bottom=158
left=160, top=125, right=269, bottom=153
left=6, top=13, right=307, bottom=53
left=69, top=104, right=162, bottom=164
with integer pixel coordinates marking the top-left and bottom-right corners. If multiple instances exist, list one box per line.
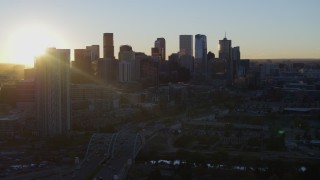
left=103, top=33, right=114, bottom=59
left=154, top=38, right=166, bottom=61
left=35, top=48, right=70, bottom=136
left=195, top=34, right=207, bottom=79
left=179, top=35, right=193, bottom=57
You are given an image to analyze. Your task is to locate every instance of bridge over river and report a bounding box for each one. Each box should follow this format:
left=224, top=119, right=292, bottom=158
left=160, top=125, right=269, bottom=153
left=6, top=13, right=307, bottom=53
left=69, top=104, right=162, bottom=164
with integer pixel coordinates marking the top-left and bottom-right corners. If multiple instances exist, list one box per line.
left=71, top=132, right=145, bottom=180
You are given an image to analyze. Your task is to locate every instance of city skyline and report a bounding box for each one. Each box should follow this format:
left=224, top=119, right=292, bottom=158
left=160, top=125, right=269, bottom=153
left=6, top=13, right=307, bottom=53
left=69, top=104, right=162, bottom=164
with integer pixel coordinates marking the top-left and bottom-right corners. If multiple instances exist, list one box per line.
left=0, top=0, right=320, bottom=66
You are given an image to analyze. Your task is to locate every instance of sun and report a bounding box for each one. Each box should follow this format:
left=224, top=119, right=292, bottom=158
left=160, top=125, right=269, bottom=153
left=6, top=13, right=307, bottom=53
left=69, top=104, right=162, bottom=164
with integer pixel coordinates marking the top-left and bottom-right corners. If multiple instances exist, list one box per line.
left=7, top=24, right=62, bottom=66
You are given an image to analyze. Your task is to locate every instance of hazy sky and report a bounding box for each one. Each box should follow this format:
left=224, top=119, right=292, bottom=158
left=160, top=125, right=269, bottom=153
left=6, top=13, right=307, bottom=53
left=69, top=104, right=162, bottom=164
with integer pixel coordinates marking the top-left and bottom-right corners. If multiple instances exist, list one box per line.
left=0, top=0, right=319, bottom=65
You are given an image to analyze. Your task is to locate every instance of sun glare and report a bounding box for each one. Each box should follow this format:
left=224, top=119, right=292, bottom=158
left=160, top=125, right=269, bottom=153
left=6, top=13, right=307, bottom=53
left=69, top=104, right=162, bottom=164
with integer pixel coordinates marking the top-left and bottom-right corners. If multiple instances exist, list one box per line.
left=7, top=24, right=62, bottom=66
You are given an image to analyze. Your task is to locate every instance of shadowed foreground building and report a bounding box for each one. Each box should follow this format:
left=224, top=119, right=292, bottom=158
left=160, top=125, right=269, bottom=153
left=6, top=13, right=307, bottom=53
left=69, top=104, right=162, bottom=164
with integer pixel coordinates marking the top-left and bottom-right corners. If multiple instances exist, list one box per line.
left=35, top=48, right=71, bottom=136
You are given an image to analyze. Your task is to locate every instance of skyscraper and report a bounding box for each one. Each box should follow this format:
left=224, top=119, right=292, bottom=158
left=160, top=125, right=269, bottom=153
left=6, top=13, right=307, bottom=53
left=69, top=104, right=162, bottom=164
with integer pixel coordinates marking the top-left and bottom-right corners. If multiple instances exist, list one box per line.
left=219, top=36, right=232, bottom=61
left=219, top=35, right=233, bottom=84
left=74, top=48, right=91, bottom=73
left=35, top=48, right=70, bottom=136
left=154, top=38, right=166, bottom=61
left=72, top=45, right=99, bottom=83
left=232, top=46, right=240, bottom=61
left=86, top=45, right=100, bottom=61
left=232, top=46, right=241, bottom=77
left=97, top=57, right=118, bottom=82
left=119, top=45, right=134, bottom=61
left=195, top=34, right=207, bottom=79
left=118, top=45, right=135, bottom=82
left=179, top=35, right=193, bottom=57
left=151, top=47, right=160, bottom=59
left=103, top=33, right=114, bottom=59
left=207, top=51, right=215, bottom=61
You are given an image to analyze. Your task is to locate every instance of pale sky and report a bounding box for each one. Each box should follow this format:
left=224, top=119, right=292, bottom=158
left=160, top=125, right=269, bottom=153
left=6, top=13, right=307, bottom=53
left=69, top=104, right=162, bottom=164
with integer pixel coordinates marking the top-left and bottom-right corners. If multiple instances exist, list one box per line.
left=0, top=0, right=319, bottom=65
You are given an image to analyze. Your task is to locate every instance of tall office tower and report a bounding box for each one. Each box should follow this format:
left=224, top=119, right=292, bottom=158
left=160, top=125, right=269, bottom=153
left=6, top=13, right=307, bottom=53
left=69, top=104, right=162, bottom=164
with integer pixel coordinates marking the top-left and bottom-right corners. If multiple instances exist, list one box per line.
left=119, top=45, right=134, bottom=61
left=103, top=33, right=114, bottom=59
left=118, top=45, right=135, bottom=82
left=232, top=46, right=240, bottom=61
left=86, top=45, right=100, bottom=61
left=151, top=47, right=160, bottom=58
left=167, top=53, right=179, bottom=72
left=72, top=45, right=98, bottom=84
left=195, top=34, right=207, bottom=79
left=179, top=35, right=193, bottom=57
left=168, top=53, right=179, bottom=63
left=74, top=49, right=91, bottom=71
left=35, top=48, right=70, bottom=136
left=219, top=36, right=232, bottom=60
left=232, top=46, right=240, bottom=77
left=154, top=38, right=166, bottom=61
left=179, top=55, right=194, bottom=74
left=134, top=52, right=149, bottom=81
left=207, top=51, right=215, bottom=61
left=140, top=56, right=159, bottom=87
left=219, top=35, right=233, bottom=84
left=97, top=58, right=118, bottom=82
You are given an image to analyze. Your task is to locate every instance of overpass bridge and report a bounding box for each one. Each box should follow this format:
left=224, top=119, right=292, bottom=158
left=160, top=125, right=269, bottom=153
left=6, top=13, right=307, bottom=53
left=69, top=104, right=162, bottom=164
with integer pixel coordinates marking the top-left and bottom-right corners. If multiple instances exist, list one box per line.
left=73, top=132, right=145, bottom=180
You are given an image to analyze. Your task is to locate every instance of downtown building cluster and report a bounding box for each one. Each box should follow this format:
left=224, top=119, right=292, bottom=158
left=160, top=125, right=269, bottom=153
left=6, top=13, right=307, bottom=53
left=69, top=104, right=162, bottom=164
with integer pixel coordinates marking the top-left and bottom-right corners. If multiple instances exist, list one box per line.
left=1, top=32, right=320, bottom=137
left=74, top=33, right=247, bottom=86
left=4, top=33, right=250, bottom=137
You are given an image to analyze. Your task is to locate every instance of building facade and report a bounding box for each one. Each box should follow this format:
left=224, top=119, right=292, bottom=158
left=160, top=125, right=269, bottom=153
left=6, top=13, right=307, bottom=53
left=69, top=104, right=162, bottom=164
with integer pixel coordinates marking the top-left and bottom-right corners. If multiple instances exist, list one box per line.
left=179, top=35, right=193, bottom=57
left=103, top=33, right=114, bottom=59
left=97, top=57, right=119, bottom=82
left=195, top=34, right=207, bottom=79
left=86, top=45, right=100, bottom=61
left=35, top=48, right=71, bottom=136
left=219, top=36, right=233, bottom=84
left=154, top=38, right=166, bottom=61
left=232, top=46, right=241, bottom=77
left=119, top=45, right=135, bottom=82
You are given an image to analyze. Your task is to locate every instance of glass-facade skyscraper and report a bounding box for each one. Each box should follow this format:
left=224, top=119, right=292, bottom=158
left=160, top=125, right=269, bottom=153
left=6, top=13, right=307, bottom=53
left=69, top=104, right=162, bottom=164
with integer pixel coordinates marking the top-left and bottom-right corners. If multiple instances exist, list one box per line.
left=195, top=34, right=207, bottom=79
